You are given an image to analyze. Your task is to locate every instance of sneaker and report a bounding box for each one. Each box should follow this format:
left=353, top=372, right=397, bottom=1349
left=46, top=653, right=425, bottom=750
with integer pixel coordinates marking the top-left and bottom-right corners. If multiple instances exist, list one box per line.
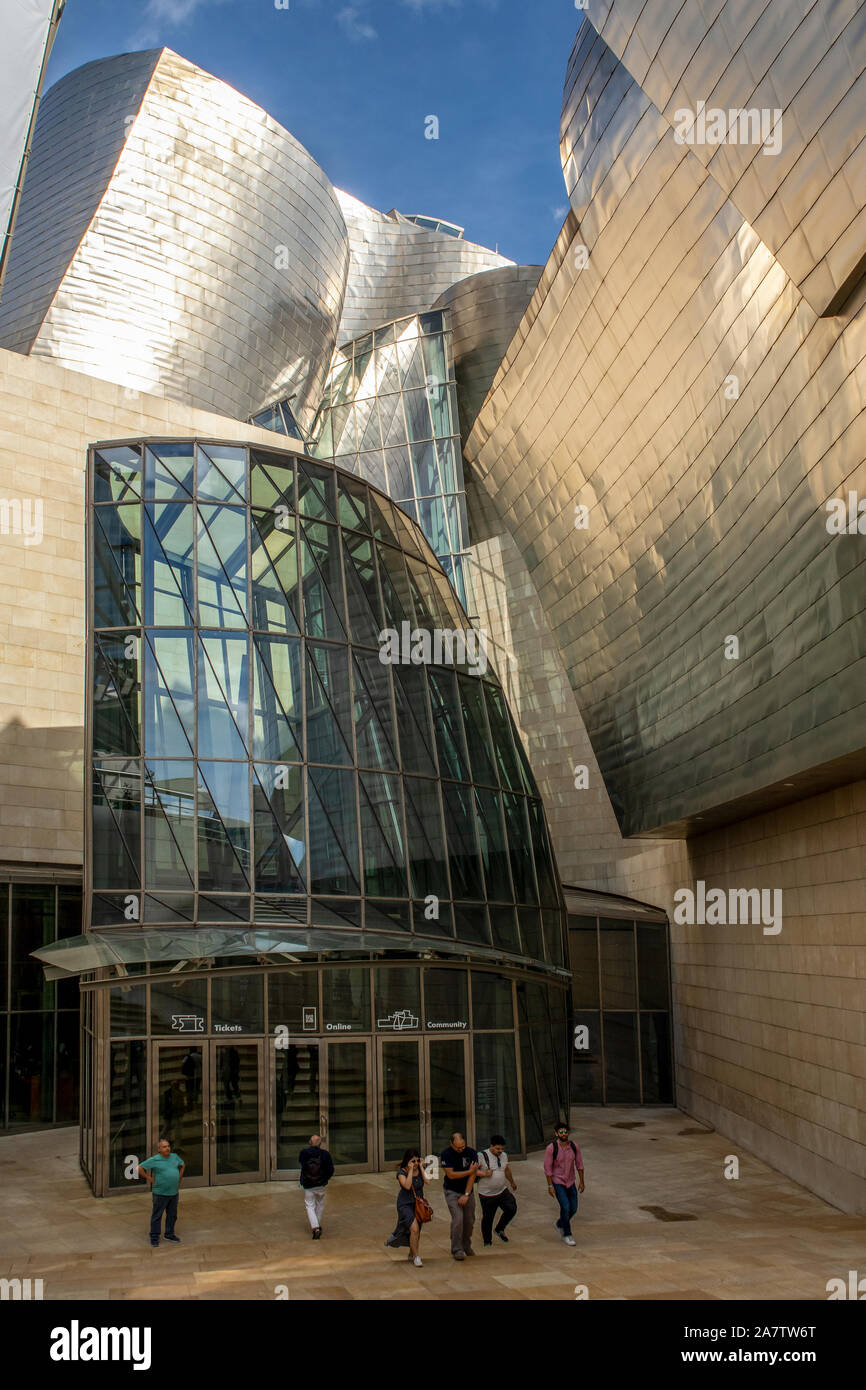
left=564, top=1235, right=576, bottom=1247
left=483, top=1240, right=493, bottom=1247
left=464, top=1248, right=476, bottom=1257
left=312, top=1227, right=322, bottom=1240
left=413, top=1256, right=423, bottom=1267
left=452, top=1251, right=466, bottom=1261
left=555, top=1222, right=565, bottom=1239
left=164, top=1234, right=181, bottom=1243
left=150, top=1239, right=159, bottom=1247
left=495, top=1230, right=509, bottom=1243
left=384, top=1237, right=400, bottom=1248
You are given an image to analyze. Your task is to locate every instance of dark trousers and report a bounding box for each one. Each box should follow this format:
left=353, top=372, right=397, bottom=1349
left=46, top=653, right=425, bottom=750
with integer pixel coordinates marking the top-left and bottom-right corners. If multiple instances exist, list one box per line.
left=479, top=1188, right=517, bottom=1243
left=553, top=1183, right=578, bottom=1237
left=150, top=1192, right=178, bottom=1239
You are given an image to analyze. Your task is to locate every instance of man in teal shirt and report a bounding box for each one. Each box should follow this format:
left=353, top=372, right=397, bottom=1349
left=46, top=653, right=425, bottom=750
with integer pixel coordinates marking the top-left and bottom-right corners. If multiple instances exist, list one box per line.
left=139, top=1139, right=185, bottom=1247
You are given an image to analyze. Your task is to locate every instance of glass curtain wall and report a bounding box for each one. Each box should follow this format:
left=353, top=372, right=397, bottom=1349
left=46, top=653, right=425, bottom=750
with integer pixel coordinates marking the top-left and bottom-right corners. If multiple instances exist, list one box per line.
left=88, top=439, right=568, bottom=971
left=0, top=881, right=81, bottom=1129
left=568, top=915, right=674, bottom=1105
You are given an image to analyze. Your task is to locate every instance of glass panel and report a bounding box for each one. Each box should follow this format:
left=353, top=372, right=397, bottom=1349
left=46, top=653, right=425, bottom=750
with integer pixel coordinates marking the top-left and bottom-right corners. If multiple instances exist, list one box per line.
left=502, top=793, right=538, bottom=904
left=0, top=883, right=7, bottom=1012
left=429, top=1037, right=468, bottom=1156
left=196, top=504, right=247, bottom=628
left=146, top=442, right=194, bottom=499
left=327, top=1041, right=369, bottom=1165
left=402, top=776, right=448, bottom=901
left=342, top=530, right=383, bottom=646
left=568, top=922, right=600, bottom=1008
left=143, top=502, right=194, bottom=626
left=250, top=510, right=300, bottom=635
left=93, top=503, right=141, bottom=629
left=308, top=767, right=359, bottom=894
left=474, top=788, right=513, bottom=902
left=269, top=971, right=319, bottom=1031
left=571, top=1011, right=604, bottom=1103
left=543, top=908, right=567, bottom=968
left=452, top=902, right=490, bottom=945
left=253, top=762, right=305, bottom=893
left=297, top=459, right=338, bottom=523
left=110, top=983, right=147, bottom=1035
left=637, top=924, right=670, bottom=1009
left=376, top=541, right=415, bottom=628
left=379, top=1039, right=420, bottom=1163
left=144, top=760, right=195, bottom=889
left=473, top=1033, right=519, bottom=1155
left=392, top=666, right=436, bottom=775
left=11, top=884, right=54, bottom=1009
left=483, top=684, right=526, bottom=793
left=603, top=1013, right=640, bottom=1102
left=357, top=771, right=406, bottom=897
left=94, top=634, right=141, bottom=758
left=306, top=642, right=353, bottom=766
left=197, top=761, right=251, bottom=891
left=471, top=971, right=513, bottom=1030
left=353, top=651, right=398, bottom=771
left=91, top=760, right=142, bottom=890
left=423, top=968, right=468, bottom=1029
left=198, top=631, right=249, bottom=759
left=301, top=520, right=346, bottom=640
left=56, top=886, right=82, bottom=1011
left=8, top=1013, right=53, bottom=1124
left=275, top=1042, right=321, bottom=1169
left=56, top=1009, right=79, bottom=1123
left=489, top=905, right=520, bottom=952
left=458, top=676, right=497, bottom=786
left=600, top=921, right=637, bottom=1009
left=519, top=1023, right=544, bottom=1149
left=427, top=668, right=470, bottom=780
left=144, top=631, right=195, bottom=758
left=251, top=451, right=295, bottom=512
left=150, top=977, right=207, bottom=1034
left=211, top=974, right=264, bottom=1033
left=441, top=781, right=484, bottom=900
left=94, top=445, right=142, bottom=504
left=337, top=474, right=371, bottom=532
left=215, top=1043, right=260, bottom=1174
left=374, top=969, right=420, bottom=1031
left=252, top=635, right=303, bottom=761
left=197, top=443, right=246, bottom=503
left=322, top=967, right=370, bottom=1031
left=518, top=907, right=545, bottom=961
left=157, top=1044, right=204, bottom=1178
left=109, top=1040, right=147, bottom=1188
left=640, top=1013, right=674, bottom=1103
left=528, top=799, right=560, bottom=908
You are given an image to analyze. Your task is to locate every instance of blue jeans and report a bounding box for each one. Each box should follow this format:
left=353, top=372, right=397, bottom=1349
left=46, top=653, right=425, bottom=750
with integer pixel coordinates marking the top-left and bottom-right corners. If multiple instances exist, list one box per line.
left=150, top=1192, right=178, bottom=1239
left=553, top=1183, right=578, bottom=1237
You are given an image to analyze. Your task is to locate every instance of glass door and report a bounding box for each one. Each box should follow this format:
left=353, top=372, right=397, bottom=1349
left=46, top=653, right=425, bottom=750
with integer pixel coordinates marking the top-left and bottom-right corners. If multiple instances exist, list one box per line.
left=324, top=1039, right=372, bottom=1172
left=424, top=1035, right=470, bottom=1157
left=210, top=1040, right=265, bottom=1184
left=271, top=1040, right=323, bottom=1176
left=377, top=1037, right=423, bottom=1166
left=152, top=1041, right=208, bottom=1187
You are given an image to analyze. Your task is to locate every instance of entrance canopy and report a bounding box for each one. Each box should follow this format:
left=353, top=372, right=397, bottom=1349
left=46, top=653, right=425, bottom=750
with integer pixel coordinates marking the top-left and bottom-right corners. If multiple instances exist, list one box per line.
left=32, top=927, right=571, bottom=982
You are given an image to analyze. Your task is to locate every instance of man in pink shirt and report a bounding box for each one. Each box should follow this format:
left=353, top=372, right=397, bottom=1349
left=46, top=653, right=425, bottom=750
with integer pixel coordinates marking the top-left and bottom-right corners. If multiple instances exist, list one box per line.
left=543, top=1122, right=585, bottom=1246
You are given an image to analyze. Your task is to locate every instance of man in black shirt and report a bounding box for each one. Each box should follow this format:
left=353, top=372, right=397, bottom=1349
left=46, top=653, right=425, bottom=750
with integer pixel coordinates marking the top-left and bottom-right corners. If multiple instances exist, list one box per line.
left=297, top=1134, right=334, bottom=1239
left=439, top=1131, right=478, bottom=1260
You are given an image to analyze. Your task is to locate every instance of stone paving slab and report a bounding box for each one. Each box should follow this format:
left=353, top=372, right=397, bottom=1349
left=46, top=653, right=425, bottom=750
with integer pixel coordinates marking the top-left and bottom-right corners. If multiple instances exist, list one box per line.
left=1, top=1107, right=863, bottom=1301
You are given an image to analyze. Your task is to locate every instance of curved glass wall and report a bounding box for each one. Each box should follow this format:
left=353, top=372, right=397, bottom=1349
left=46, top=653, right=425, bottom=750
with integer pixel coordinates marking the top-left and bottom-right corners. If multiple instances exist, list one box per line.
left=87, top=439, right=567, bottom=974
left=305, top=311, right=476, bottom=614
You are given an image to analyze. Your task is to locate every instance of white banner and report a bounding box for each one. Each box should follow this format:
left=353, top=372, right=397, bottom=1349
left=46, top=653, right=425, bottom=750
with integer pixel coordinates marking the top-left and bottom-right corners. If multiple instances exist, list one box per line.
left=0, top=0, right=60, bottom=266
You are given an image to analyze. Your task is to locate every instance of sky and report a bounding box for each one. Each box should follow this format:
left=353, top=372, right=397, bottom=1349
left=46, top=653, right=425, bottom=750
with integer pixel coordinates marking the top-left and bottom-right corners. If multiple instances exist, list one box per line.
left=44, top=0, right=583, bottom=266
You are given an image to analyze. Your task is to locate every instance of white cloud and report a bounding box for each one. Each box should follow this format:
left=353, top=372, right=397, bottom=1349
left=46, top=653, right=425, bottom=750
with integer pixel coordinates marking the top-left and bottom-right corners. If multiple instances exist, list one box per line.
left=133, top=0, right=235, bottom=46
left=337, top=5, right=378, bottom=40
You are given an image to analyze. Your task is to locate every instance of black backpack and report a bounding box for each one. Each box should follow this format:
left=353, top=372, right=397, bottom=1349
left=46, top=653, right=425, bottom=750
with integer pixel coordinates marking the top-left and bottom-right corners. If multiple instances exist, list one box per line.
left=302, top=1151, right=323, bottom=1181
left=551, top=1140, right=578, bottom=1162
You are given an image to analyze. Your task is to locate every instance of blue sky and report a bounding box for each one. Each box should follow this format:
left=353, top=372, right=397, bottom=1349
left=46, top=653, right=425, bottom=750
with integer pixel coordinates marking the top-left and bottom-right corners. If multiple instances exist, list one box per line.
left=45, top=0, right=582, bottom=266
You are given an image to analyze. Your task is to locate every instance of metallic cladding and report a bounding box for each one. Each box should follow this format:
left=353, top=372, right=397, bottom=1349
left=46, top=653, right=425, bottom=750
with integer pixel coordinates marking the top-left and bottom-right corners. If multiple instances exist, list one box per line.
left=466, top=19, right=866, bottom=838
left=0, top=48, right=349, bottom=426
left=580, top=0, right=866, bottom=316
left=336, top=188, right=512, bottom=346
left=432, top=265, right=543, bottom=446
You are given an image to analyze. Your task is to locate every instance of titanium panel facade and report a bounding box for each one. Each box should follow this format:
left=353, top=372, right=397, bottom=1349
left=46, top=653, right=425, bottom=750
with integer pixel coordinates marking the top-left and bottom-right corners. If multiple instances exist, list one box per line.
left=577, top=0, right=866, bottom=316
left=335, top=188, right=512, bottom=346
left=0, top=49, right=349, bottom=427
left=432, top=265, right=542, bottom=446
left=467, top=21, right=866, bottom=838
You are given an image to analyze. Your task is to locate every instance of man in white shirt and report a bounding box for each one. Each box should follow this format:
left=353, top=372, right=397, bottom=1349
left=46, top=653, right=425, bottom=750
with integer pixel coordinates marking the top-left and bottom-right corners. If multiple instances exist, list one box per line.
left=476, top=1133, right=518, bottom=1245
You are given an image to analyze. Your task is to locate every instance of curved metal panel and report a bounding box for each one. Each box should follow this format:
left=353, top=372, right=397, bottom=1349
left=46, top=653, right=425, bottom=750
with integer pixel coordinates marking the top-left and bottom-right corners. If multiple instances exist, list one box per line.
left=0, top=48, right=350, bottom=425
left=432, top=265, right=542, bottom=445
left=469, top=26, right=866, bottom=838
left=578, top=1, right=866, bottom=316
left=336, top=188, right=511, bottom=345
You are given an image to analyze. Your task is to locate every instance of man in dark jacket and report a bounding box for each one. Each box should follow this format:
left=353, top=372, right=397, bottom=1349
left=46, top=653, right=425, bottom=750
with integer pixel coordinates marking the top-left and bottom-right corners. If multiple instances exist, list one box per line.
left=297, top=1133, right=334, bottom=1239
